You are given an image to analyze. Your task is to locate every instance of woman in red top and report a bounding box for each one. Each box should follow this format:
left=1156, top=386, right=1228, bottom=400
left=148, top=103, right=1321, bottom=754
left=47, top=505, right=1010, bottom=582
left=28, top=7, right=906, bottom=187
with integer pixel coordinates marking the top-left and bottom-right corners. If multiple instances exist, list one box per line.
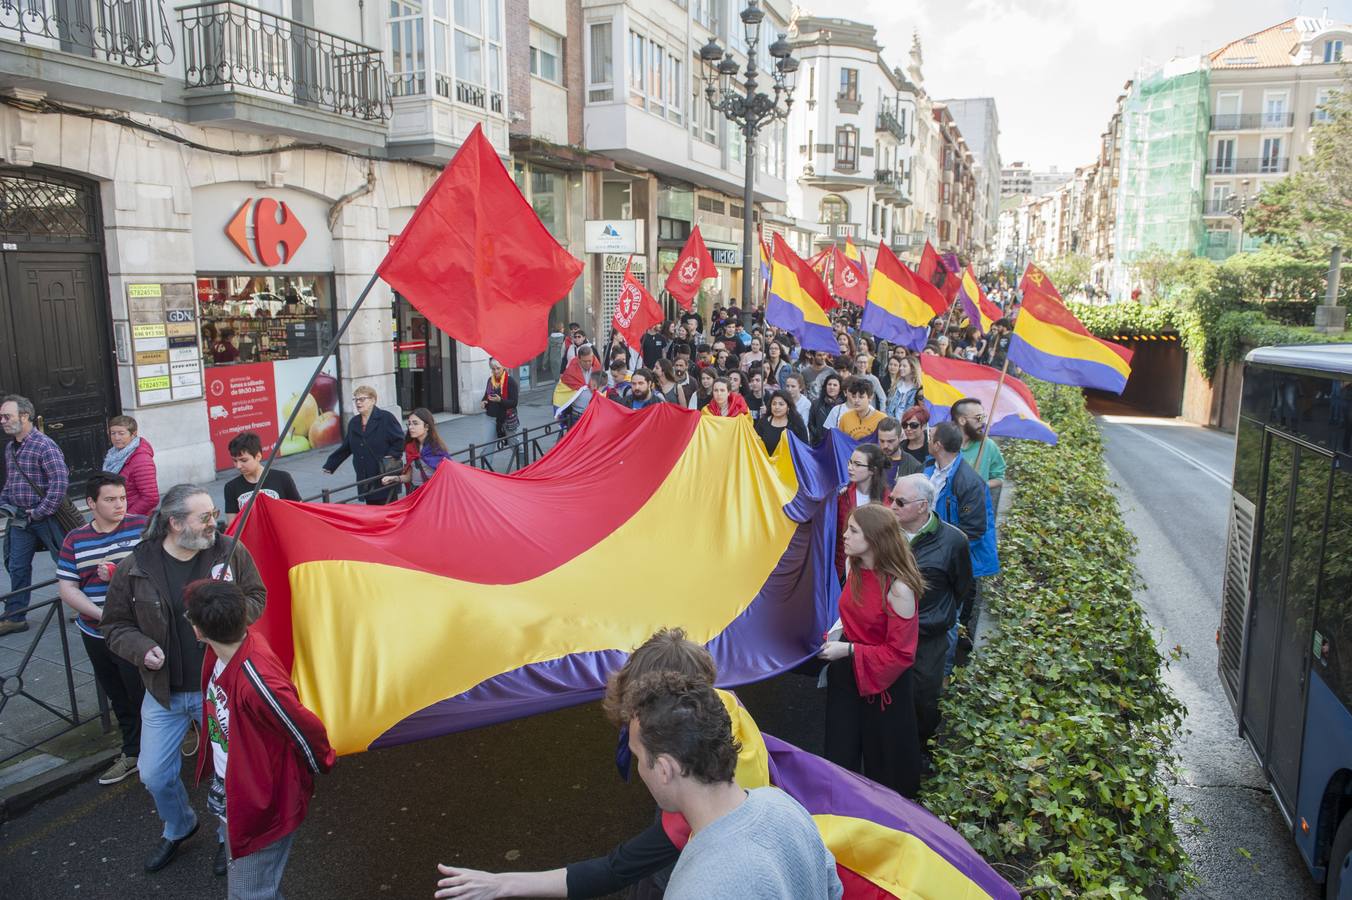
left=835, top=443, right=889, bottom=583
left=700, top=378, right=749, bottom=418
left=818, top=503, right=925, bottom=798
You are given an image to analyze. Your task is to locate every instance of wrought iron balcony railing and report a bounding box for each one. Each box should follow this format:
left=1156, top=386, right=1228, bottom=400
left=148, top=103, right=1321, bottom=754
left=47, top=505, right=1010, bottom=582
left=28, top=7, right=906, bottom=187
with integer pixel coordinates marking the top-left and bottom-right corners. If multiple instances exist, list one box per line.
left=0, top=0, right=173, bottom=67
left=876, top=108, right=905, bottom=141
left=179, top=1, right=390, bottom=121
left=1207, top=156, right=1290, bottom=175
left=1209, top=112, right=1295, bottom=130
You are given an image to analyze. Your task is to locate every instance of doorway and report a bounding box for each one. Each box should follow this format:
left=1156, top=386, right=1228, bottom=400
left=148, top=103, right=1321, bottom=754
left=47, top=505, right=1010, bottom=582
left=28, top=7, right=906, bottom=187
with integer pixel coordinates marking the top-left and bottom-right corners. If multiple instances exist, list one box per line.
left=393, top=294, right=456, bottom=414
left=0, top=170, right=118, bottom=493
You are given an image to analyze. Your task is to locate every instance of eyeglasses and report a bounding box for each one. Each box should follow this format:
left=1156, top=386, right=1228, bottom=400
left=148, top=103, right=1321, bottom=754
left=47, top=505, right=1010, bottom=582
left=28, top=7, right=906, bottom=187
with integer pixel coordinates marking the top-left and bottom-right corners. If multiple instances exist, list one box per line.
left=352, top=396, right=372, bottom=404
left=902, top=421, right=922, bottom=430
left=890, top=496, right=923, bottom=508
left=847, top=459, right=866, bottom=467
left=196, top=509, right=221, bottom=524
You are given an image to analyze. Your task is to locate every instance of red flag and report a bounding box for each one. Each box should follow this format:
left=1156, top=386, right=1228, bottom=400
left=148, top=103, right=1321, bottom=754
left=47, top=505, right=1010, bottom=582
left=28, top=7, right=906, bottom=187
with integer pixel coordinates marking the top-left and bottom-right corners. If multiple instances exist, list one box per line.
left=906, top=259, right=951, bottom=318
left=918, top=241, right=943, bottom=287
left=664, top=225, right=717, bottom=310
left=806, top=247, right=832, bottom=281
left=612, top=257, right=663, bottom=350
left=831, top=244, right=867, bottom=307
left=377, top=125, right=584, bottom=367
left=1020, top=262, right=1065, bottom=304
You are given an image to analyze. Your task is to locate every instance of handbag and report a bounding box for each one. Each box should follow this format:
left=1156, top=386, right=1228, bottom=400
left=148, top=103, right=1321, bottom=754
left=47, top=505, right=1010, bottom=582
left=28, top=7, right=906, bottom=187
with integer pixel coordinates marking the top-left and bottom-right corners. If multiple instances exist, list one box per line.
left=502, top=408, right=521, bottom=437
left=9, top=444, right=85, bottom=533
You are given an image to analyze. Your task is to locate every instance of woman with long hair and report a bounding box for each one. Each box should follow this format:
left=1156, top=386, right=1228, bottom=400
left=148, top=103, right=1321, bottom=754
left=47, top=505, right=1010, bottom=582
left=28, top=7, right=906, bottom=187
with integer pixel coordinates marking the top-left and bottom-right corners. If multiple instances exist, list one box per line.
left=764, top=339, right=792, bottom=388
left=688, top=366, right=717, bottom=410
left=382, top=407, right=451, bottom=493
left=753, top=390, right=809, bottom=454
left=851, top=354, right=888, bottom=410
left=818, top=503, right=925, bottom=798
left=835, top=443, right=889, bottom=581
left=808, top=373, right=846, bottom=444
left=900, top=404, right=931, bottom=466
left=654, top=358, right=684, bottom=406
left=700, top=378, right=749, bottom=418
left=739, top=335, right=765, bottom=371
left=883, top=355, right=922, bottom=419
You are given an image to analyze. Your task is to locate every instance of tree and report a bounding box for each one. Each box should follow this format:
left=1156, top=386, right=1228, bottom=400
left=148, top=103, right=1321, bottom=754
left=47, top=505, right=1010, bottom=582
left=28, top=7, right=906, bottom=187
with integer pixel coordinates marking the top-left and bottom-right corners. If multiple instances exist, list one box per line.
left=1038, top=253, right=1092, bottom=297
left=1129, top=248, right=1216, bottom=304
left=1247, top=75, right=1352, bottom=256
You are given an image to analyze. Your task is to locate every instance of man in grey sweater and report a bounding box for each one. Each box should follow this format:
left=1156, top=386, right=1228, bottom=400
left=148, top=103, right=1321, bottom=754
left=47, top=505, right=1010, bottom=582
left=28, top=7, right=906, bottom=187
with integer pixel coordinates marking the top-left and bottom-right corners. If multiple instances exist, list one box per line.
left=623, top=672, right=842, bottom=900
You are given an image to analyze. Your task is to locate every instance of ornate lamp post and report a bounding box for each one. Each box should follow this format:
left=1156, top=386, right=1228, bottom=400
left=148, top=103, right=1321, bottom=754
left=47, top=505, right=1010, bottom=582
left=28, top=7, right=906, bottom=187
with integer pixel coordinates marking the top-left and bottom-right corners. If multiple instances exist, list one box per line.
left=697, top=1, right=798, bottom=313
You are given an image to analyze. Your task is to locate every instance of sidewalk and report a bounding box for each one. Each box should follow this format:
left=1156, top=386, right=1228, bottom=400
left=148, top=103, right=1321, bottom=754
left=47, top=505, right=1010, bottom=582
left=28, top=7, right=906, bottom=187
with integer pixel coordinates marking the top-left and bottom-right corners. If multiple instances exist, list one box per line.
left=0, top=391, right=557, bottom=816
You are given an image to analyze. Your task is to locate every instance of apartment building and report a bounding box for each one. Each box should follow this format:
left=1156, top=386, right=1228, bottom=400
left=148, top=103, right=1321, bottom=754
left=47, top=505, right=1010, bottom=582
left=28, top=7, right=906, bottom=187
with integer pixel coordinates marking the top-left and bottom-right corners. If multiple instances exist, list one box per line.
left=581, top=0, right=792, bottom=324
left=783, top=16, right=916, bottom=262
left=1202, top=16, right=1350, bottom=260
left=931, top=102, right=976, bottom=255
left=940, top=97, right=1000, bottom=261
left=999, top=161, right=1070, bottom=199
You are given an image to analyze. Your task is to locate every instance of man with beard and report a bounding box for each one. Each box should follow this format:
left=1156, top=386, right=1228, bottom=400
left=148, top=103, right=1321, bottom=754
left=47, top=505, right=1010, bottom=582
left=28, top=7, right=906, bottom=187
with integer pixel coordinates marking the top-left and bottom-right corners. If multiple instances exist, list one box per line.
left=951, top=398, right=1005, bottom=504
left=102, top=484, right=267, bottom=877
left=625, top=368, right=666, bottom=410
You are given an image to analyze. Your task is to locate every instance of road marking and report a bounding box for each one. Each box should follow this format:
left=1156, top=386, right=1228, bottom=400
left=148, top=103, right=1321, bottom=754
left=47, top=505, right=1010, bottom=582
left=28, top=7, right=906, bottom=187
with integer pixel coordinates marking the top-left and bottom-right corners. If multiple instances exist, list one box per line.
left=1108, top=422, right=1232, bottom=488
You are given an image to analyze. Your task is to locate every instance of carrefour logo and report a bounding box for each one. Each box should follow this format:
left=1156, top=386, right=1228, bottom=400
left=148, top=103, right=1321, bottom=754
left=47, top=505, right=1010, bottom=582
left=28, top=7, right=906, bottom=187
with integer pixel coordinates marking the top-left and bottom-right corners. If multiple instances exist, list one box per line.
left=226, top=197, right=308, bottom=266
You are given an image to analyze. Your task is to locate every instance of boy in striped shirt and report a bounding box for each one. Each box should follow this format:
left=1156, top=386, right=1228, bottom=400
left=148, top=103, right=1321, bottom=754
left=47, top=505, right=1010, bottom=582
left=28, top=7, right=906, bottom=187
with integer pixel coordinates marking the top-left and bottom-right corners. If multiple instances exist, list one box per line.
left=57, top=472, right=150, bottom=785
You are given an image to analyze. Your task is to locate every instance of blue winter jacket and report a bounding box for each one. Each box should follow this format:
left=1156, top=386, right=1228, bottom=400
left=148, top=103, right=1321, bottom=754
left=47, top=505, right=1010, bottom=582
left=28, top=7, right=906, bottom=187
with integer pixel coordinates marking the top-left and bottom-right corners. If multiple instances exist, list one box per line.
left=927, top=456, right=999, bottom=578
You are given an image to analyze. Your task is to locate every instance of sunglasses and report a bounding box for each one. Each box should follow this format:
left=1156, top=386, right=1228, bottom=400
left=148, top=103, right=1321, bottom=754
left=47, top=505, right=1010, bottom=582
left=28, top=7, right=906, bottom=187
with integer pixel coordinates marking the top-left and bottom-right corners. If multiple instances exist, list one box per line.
left=902, top=421, right=922, bottom=430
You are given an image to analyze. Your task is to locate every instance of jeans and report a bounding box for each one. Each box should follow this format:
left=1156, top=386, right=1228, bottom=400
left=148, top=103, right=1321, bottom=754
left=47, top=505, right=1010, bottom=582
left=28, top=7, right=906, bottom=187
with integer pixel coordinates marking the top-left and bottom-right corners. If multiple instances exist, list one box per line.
left=226, top=827, right=295, bottom=900
left=140, top=690, right=225, bottom=843
left=82, top=631, right=144, bottom=757
left=3, top=516, right=64, bottom=622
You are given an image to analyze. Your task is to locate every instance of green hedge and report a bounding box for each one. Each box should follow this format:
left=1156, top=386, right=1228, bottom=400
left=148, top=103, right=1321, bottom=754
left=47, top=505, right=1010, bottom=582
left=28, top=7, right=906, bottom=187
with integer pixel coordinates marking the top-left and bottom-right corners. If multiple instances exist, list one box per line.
left=921, top=385, right=1192, bottom=898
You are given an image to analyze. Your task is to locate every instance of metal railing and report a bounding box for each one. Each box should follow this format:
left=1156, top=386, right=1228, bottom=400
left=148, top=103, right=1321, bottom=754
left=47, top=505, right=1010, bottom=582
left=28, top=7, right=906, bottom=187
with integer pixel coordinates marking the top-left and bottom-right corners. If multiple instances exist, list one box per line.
left=179, top=0, right=391, bottom=121
left=876, top=108, right=905, bottom=141
left=0, top=586, right=112, bottom=764
left=1209, top=112, right=1295, bottom=130
left=1207, top=156, right=1290, bottom=175
left=0, top=0, right=174, bottom=67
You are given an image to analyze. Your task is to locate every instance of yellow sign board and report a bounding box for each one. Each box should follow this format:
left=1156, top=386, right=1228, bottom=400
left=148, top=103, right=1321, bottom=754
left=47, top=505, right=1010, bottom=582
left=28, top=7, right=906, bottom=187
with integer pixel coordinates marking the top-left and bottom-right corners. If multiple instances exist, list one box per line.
left=127, top=284, right=163, bottom=298
left=137, top=375, right=170, bottom=392
left=134, top=350, right=169, bottom=366
left=132, top=324, right=166, bottom=339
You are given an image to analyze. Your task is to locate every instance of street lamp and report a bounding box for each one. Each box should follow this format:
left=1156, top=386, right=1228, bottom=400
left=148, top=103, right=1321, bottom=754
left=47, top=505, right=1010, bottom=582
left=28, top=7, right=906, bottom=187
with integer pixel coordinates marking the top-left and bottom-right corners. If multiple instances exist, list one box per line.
left=697, top=1, right=798, bottom=314
left=1224, top=178, right=1252, bottom=256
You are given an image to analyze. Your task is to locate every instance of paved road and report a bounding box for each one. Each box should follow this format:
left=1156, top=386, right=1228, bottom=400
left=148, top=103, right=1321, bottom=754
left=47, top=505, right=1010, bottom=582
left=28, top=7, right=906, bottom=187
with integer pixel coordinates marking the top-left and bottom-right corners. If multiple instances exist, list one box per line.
left=0, top=669, right=824, bottom=899
left=1098, top=415, right=1318, bottom=899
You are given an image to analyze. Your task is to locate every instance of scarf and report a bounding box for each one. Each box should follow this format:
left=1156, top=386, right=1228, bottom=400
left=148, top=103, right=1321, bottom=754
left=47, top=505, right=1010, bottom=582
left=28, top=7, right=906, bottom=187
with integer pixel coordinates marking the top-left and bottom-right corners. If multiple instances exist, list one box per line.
left=102, top=436, right=141, bottom=474
left=486, top=369, right=508, bottom=402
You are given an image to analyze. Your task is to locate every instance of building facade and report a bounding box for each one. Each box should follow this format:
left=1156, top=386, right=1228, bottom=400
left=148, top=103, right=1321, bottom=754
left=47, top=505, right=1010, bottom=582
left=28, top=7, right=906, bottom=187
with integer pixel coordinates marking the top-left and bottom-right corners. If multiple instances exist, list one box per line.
left=1202, top=16, right=1350, bottom=260
left=940, top=97, right=1000, bottom=262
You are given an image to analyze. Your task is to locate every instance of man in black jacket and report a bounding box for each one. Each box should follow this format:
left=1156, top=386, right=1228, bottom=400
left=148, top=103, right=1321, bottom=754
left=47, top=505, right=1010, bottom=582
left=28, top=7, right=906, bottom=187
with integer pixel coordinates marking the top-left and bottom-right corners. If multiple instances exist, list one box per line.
left=889, top=474, right=974, bottom=752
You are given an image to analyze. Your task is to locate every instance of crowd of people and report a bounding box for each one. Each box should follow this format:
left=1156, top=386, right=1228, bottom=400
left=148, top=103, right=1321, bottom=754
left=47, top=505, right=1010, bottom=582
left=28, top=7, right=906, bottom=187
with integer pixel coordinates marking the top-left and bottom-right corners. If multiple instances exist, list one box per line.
left=0, top=283, right=1015, bottom=897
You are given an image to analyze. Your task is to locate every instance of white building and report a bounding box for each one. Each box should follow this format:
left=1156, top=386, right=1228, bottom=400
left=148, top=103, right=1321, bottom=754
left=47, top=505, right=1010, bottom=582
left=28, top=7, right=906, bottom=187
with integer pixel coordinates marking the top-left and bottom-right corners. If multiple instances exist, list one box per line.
left=784, top=16, right=916, bottom=262
left=1000, top=161, right=1070, bottom=198
left=940, top=97, right=1000, bottom=263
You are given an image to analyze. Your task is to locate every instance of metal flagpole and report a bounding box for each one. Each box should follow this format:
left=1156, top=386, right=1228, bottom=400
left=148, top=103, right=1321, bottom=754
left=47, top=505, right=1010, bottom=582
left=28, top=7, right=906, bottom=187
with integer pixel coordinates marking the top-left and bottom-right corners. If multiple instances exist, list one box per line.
left=973, top=354, right=1012, bottom=472
left=221, top=270, right=384, bottom=574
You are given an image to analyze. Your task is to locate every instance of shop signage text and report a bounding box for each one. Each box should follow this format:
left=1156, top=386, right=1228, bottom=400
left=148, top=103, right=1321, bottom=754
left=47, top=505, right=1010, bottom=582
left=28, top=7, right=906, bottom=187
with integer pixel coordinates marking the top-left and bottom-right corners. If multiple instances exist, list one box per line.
left=709, top=248, right=741, bottom=266
left=126, top=283, right=202, bottom=405
left=585, top=219, right=641, bottom=254
left=226, top=197, right=308, bottom=266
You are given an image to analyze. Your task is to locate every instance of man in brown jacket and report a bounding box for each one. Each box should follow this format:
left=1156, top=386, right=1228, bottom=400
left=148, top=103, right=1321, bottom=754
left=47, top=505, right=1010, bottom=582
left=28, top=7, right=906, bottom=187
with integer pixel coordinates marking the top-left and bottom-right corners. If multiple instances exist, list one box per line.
left=102, top=483, right=266, bottom=877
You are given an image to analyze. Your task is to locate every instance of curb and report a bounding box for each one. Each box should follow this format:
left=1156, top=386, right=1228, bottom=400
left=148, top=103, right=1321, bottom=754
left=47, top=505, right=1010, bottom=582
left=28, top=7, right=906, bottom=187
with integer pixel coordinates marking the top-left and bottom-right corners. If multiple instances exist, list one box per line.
left=0, top=746, right=119, bottom=824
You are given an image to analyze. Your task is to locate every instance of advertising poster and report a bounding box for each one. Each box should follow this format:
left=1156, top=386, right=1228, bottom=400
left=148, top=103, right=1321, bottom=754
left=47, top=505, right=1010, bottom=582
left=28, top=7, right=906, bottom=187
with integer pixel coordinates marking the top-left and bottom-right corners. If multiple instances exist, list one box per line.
left=272, top=356, right=342, bottom=458
left=205, top=361, right=278, bottom=470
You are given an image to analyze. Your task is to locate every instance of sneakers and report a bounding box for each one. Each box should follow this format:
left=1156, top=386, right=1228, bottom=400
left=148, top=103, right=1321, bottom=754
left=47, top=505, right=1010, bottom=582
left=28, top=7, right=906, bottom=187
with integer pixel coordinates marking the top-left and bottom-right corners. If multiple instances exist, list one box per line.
left=181, top=720, right=200, bottom=758
left=98, top=754, right=139, bottom=785
left=0, top=620, right=29, bottom=636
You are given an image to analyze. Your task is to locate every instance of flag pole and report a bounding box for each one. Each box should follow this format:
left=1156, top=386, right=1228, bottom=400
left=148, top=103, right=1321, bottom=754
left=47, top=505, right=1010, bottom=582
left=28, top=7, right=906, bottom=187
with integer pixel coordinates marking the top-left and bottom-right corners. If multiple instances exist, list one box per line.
left=973, top=354, right=1012, bottom=472
left=222, top=269, right=383, bottom=574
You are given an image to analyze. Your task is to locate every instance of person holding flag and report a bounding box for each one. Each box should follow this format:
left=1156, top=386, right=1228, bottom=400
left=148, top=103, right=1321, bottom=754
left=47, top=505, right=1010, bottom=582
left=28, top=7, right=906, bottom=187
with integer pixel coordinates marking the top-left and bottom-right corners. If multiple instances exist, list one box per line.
left=552, top=344, right=605, bottom=428
left=665, top=226, right=718, bottom=311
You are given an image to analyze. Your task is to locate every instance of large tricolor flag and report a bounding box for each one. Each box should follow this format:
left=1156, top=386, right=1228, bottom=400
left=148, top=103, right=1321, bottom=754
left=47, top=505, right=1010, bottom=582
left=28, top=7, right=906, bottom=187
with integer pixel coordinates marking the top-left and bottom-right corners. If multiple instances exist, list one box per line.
left=236, top=403, right=838, bottom=755
left=1020, top=262, right=1063, bottom=304
left=831, top=243, right=868, bottom=307
left=758, top=229, right=773, bottom=291
left=1008, top=289, right=1134, bottom=394
left=919, top=355, right=1058, bottom=444
left=861, top=243, right=940, bottom=352
left=768, top=234, right=838, bottom=352
left=957, top=266, right=1004, bottom=335
left=658, top=692, right=1018, bottom=900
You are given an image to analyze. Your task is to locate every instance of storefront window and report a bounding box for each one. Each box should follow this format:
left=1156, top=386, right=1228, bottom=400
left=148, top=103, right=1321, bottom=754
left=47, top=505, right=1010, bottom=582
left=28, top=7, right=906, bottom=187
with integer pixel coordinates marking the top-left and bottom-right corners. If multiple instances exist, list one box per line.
left=196, top=273, right=335, bottom=365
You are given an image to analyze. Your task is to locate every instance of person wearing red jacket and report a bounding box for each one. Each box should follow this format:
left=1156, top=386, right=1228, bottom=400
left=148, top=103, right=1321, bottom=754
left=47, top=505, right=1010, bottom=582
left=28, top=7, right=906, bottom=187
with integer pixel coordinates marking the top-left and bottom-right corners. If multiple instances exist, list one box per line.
left=103, top=416, right=159, bottom=516
left=184, top=579, right=335, bottom=892
left=817, top=503, right=924, bottom=798
left=698, top=378, right=749, bottom=419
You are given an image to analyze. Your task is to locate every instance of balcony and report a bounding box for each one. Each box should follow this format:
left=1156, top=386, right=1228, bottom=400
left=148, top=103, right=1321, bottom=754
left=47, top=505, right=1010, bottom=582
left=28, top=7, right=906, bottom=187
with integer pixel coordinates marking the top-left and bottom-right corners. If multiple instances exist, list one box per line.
left=179, top=1, right=390, bottom=149
left=874, top=168, right=909, bottom=205
left=0, top=0, right=173, bottom=107
left=1207, top=157, right=1290, bottom=175
left=1209, top=112, right=1295, bottom=130
left=876, top=108, right=905, bottom=142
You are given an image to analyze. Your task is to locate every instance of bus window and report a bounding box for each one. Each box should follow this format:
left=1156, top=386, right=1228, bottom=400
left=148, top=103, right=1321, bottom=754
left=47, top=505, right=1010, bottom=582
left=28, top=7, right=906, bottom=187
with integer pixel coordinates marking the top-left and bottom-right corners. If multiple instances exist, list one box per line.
left=1313, top=467, right=1352, bottom=708
left=1243, top=437, right=1294, bottom=753
left=1232, top=418, right=1264, bottom=504
left=1265, top=447, right=1330, bottom=805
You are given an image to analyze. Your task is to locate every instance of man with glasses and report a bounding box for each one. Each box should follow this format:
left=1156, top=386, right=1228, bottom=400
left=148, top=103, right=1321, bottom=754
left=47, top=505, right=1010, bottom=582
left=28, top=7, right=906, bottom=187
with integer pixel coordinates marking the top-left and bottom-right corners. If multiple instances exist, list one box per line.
left=951, top=398, right=1006, bottom=504
left=0, top=394, right=71, bottom=635
left=102, top=484, right=267, bottom=877
left=888, top=474, right=973, bottom=759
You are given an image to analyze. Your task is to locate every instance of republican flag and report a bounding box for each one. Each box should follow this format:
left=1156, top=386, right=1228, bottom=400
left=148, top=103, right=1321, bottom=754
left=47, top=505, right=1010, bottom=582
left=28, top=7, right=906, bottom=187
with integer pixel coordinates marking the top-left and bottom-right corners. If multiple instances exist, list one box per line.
left=758, top=229, right=773, bottom=292
left=1008, top=289, right=1134, bottom=394
left=613, top=257, right=664, bottom=350
left=664, top=225, right=717, bottom=310
left=1020, top=262, right=1064, bottom=304
left=552, top=354, right=602, bottom=417
left=919, top=355, right=1058, bottom=444
left=768, top=234, right=838, bottom=352
left=831, top=244, right=868, bottom=307
left=378, top=124, right=584, bottom=367
left=860, top=243, right=932, bottom=352
left=843, top=236, right=868, bottom=282
left=956, top=266, right=1004, bottom=335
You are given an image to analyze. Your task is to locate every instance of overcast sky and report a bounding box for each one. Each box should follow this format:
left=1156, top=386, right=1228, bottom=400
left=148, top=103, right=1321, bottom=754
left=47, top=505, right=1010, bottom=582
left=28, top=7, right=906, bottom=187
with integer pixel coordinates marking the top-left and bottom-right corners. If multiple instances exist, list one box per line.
left=844, top=0, right=1352, bottom=171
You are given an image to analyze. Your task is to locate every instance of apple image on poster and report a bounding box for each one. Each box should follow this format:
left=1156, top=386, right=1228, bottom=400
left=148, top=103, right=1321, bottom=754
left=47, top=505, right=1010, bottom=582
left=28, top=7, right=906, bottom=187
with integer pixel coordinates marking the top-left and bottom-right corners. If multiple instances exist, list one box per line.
left=274, top=359, right=342, bottom=457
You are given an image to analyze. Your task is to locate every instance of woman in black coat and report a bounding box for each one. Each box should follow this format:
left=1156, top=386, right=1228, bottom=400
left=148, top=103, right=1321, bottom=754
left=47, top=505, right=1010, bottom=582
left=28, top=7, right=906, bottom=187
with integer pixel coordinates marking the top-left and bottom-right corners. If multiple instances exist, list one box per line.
left=322, top=385, right=406, bottom=504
